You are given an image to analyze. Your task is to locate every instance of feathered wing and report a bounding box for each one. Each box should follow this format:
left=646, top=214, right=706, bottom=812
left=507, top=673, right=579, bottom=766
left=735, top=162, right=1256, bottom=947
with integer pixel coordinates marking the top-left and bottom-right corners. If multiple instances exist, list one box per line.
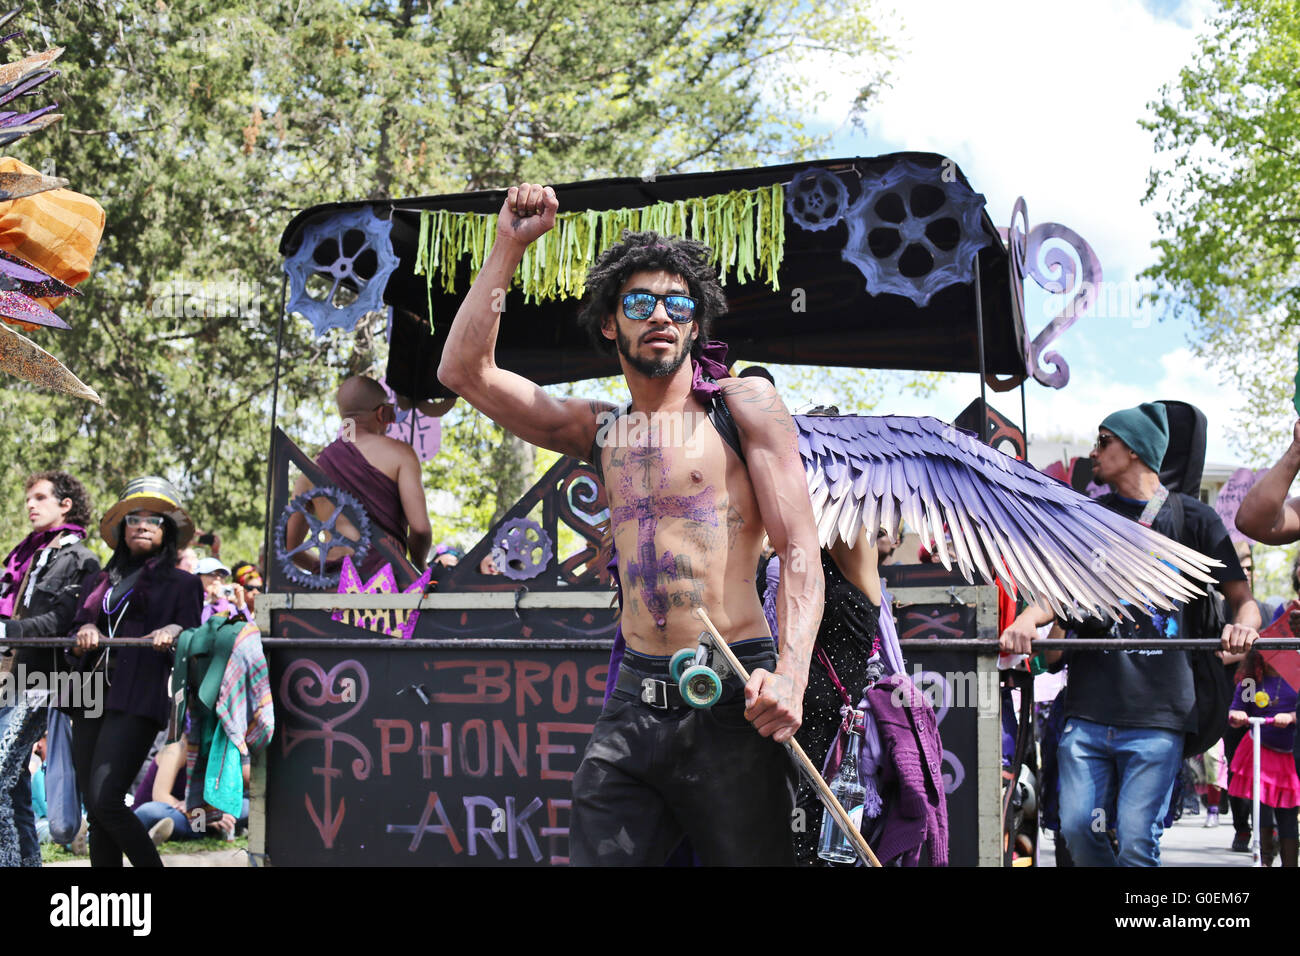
left=0, top=322, right=99, bottom=403
left=0, top=46, right=64, bottom=146
left=796, top=414, right=1218, bottom=622
left=0, top=23, right=102, bottom=401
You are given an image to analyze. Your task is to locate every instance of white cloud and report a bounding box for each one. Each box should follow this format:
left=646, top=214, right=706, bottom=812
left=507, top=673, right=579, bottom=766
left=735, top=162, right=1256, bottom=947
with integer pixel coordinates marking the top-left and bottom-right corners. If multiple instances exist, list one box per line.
left=775, top=0, right=1268, bottom=465
left=814, top=0, right=1217, bottom=281
left=879, top=344, right=1249, bottom=466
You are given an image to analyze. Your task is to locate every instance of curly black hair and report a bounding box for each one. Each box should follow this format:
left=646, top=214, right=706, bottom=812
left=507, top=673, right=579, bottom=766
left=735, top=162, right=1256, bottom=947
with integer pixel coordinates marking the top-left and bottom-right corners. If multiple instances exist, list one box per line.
left=576, top=230, right=727, bottom=358
left=24, top=470, right=93, bottom=528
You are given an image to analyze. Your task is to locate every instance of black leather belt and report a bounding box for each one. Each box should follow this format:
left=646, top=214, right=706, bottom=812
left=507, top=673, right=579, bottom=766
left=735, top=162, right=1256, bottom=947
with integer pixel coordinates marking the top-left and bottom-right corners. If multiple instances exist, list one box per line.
left=615, top=669, right=687, bottom=709
left=614, top=667, right=744, bottom=710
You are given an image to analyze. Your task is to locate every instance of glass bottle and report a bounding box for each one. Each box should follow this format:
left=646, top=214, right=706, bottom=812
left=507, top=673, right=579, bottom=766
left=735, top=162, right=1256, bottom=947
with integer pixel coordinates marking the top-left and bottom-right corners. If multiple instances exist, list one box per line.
left=818, top=718, right=866, bottom=864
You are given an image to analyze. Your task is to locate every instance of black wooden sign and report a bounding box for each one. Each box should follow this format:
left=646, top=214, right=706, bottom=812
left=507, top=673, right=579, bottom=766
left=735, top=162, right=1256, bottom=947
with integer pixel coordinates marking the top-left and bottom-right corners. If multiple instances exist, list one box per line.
left=267, top=646, right=609, bottom=866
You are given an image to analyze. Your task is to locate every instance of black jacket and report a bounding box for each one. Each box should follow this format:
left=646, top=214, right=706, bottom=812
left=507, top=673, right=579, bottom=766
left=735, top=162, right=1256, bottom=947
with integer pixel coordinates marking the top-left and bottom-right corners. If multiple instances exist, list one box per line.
left=73, top=557, right=203, bottom=727
left=9, top=533, right=101, bottom=670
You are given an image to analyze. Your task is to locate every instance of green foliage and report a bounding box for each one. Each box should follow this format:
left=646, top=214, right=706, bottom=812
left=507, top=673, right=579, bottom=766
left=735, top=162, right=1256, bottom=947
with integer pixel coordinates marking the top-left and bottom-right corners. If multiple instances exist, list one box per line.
left=1141, top=0, right=1300, bottom=461
left=3, top=0, right=895, bottom=557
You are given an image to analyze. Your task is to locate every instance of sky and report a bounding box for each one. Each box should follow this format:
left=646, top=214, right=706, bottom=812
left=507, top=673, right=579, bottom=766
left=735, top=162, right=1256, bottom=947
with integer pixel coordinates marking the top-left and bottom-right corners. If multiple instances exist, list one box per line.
left=778, top=0, right=1253, bottom=465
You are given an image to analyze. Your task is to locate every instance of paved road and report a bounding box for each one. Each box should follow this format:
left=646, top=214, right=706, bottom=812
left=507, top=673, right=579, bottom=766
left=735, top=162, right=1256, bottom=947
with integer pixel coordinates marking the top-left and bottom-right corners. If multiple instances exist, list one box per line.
left=1038, top=814, right=1257, bottom=867
left=45, top=848, right=247, bottom=867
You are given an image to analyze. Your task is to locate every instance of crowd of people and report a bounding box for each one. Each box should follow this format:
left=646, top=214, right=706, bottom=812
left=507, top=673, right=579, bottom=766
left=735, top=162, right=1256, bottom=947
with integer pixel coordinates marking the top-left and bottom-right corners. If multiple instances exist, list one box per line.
left=4, top=179, right=1299, bottom=873
left=0, top=473, right=263, bottom=866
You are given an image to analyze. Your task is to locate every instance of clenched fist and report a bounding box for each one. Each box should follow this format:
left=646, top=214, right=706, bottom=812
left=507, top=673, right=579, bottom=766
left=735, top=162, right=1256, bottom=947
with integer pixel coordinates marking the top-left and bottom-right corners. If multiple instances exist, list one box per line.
left=498, top=182, right=558, bottom=247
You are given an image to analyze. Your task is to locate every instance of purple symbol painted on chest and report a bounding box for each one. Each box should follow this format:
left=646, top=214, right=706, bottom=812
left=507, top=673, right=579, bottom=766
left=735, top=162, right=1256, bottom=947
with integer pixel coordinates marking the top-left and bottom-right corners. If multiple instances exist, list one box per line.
left=613, top=487, right=716, bottom=624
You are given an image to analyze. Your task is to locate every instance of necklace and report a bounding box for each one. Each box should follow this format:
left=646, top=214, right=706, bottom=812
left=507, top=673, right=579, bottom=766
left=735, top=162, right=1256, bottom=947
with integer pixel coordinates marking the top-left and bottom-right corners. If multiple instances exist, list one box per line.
left=103, top=583, right=133, bottom=618
left=94, top=584, right=134, bottom=690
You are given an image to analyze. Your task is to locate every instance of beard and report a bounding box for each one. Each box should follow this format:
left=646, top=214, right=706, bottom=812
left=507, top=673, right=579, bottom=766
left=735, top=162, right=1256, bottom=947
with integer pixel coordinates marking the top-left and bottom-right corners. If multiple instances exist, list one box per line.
left=615, top=323, right=695, bottom=379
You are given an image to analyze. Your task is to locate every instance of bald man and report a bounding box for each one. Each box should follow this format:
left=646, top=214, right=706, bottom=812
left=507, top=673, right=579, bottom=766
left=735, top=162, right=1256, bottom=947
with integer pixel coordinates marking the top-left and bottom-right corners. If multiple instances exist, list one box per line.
left=286, top=376, right=435, bottom=577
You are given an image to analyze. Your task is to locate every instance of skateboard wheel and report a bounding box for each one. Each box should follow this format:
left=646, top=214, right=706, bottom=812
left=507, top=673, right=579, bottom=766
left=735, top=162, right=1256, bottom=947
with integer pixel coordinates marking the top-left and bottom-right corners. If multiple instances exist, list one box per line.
left=669, top=648, right=697, bottom=683
left=680, top=665, right=722, bottom=708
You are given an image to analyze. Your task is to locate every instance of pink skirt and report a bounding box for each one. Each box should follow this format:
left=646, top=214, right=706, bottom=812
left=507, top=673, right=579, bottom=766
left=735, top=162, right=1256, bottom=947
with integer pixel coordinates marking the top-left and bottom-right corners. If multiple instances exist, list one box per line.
left=1228, top=735, right=1300, bottom=809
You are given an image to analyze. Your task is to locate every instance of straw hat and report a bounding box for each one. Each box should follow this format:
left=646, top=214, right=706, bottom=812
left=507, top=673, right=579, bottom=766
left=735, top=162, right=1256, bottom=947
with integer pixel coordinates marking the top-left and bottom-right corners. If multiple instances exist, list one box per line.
left=99, top=476, right=195, bottom=548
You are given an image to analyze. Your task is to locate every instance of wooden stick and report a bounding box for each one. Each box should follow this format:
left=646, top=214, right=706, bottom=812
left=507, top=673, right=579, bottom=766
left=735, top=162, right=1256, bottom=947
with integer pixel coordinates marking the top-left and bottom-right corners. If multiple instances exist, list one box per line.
left=694, top=608, right=882, bottom=868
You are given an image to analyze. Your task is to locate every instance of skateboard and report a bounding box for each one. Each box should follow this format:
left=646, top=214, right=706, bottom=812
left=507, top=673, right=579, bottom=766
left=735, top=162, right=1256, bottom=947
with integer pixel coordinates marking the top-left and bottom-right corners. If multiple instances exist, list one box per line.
left=687, top=608, right=883, bottom=867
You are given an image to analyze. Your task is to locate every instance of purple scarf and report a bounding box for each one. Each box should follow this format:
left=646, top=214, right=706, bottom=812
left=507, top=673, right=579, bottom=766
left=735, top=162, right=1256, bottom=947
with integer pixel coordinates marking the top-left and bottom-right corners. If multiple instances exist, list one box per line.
left=689, top=340, right=731, bottom=402
left=0, top=523, right=85, bottom=618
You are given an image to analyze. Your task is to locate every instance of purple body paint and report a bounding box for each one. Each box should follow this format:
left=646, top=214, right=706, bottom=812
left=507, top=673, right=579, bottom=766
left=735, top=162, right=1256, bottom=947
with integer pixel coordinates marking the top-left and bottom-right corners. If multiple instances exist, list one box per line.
left=613, top=488, right=717, bottom=626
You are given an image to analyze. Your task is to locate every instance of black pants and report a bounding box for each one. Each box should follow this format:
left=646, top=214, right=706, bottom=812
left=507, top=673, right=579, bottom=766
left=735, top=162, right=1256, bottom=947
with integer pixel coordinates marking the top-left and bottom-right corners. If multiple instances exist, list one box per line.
left=1261, top=805, right=1300, bottom=840
left=570, top=640, right=796, bottom=866
left=71, top=709, right=163, bottom=868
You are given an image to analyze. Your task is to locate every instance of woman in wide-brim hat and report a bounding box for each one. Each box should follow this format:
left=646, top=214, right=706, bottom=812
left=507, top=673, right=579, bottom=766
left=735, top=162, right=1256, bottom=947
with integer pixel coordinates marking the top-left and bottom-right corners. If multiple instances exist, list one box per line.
left=69, top=476, right=203, bottom=868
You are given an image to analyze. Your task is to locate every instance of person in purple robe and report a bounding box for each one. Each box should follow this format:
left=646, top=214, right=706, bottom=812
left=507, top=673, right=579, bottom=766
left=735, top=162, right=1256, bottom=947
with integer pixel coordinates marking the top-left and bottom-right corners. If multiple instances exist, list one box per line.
left=286, top=376, right=433, bottom=580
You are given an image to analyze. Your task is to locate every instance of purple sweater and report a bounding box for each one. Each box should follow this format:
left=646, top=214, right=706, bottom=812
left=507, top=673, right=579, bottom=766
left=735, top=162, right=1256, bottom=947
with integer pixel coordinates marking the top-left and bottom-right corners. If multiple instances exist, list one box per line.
left=865, top=673, right=949, bottom=866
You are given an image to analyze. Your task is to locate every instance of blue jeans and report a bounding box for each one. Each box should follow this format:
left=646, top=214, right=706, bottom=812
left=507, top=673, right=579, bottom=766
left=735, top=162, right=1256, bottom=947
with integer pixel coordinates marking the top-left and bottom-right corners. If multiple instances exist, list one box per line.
left=133, top=802, right=196, bottom=840
left=1058, top=717, right=1183, bottom=866
left=133, top=798, right=250, bottom=841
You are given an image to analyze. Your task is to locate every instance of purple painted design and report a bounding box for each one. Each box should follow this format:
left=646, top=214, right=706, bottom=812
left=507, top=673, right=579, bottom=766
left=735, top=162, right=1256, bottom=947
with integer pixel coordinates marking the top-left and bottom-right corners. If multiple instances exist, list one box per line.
left=613, top=487, right=716, bottom=622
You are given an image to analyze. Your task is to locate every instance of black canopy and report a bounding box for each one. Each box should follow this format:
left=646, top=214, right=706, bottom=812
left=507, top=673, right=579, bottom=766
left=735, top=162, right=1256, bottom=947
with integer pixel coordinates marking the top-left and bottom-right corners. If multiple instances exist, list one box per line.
left=279, top=153, right=1028, bottom=399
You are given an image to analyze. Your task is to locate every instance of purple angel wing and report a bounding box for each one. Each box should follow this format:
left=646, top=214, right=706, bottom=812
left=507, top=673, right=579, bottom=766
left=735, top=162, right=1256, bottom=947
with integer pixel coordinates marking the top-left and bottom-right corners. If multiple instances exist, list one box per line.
left=796, top=414, right=1219, bottom=622
left=0, top=290, right=69, bottom=329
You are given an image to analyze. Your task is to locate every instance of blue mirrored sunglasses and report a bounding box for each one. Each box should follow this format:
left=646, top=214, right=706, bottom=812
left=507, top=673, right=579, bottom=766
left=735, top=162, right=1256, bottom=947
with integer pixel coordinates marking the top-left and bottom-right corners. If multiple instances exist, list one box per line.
left=621, top=292, right=697, bottom=324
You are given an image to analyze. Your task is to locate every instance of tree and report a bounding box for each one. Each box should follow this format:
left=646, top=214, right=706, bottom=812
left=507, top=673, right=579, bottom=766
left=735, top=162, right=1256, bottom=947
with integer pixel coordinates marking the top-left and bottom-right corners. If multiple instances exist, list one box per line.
left=3, top=0, right=896, bottom=559
left=1141, top=0, right=1300, bottom=461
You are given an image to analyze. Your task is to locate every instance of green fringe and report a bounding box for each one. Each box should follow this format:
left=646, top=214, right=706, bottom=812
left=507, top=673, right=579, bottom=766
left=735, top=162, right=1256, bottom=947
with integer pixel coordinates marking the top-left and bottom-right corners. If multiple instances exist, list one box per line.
left=413, top=183, right=785, bottom=306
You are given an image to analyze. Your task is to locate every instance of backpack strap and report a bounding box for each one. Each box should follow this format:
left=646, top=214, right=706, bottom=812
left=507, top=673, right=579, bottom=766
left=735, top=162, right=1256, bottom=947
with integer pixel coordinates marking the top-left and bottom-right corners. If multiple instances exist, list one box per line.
left=587, top=400, right=631, bottom=485
left=1167, top=487, right=1186, bottom=541
left=707, top=383, right=746, bottom=466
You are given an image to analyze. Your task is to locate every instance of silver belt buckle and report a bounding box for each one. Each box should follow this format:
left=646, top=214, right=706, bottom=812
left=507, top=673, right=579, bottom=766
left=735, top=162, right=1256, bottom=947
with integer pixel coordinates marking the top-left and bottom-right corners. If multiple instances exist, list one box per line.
left=640, top=678, right=669, bottom=709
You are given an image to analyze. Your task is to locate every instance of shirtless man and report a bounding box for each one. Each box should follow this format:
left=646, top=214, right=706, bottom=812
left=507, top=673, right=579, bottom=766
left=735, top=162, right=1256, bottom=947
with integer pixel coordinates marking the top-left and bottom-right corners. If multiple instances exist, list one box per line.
left=286, top=376, right=433, bottom=576
left=439, top=183, right=824, bottom=865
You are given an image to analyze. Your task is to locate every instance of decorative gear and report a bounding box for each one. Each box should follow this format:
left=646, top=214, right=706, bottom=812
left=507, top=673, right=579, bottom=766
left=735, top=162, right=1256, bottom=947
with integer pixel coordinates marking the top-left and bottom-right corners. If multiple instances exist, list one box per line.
left=274, top=485, right=373, bottom=589
left=785, top=169, right=850, bottom=232
left=283, top=207, right=398, bottom=337
left=835, top=159, right=991, bottom=307
left=493, top=517, right=553, bottom=581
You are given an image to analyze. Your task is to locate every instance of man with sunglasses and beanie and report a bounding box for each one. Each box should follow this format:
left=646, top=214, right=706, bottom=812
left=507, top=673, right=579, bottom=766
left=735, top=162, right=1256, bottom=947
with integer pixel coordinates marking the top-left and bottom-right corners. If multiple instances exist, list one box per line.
left=1000, top=402, right=1259, bottom=865
left=286, top=375, right=433, bottom=579
left=440, top=184, right=823, bottom=866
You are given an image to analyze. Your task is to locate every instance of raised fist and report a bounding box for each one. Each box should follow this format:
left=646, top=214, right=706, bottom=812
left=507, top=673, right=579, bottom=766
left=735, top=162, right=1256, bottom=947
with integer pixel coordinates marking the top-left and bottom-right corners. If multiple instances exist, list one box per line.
left=498, top=182, right=558, bottom=246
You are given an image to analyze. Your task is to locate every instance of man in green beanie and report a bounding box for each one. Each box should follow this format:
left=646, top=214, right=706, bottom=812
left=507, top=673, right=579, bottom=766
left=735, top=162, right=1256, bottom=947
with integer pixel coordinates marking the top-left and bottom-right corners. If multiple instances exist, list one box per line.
left=1001, top=402, right=1259, bottom=866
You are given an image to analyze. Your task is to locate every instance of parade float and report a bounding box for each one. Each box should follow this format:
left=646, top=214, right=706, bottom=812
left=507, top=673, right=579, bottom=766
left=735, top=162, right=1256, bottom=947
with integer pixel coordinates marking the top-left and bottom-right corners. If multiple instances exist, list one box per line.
left=256, top=154, right=1106, bottom=866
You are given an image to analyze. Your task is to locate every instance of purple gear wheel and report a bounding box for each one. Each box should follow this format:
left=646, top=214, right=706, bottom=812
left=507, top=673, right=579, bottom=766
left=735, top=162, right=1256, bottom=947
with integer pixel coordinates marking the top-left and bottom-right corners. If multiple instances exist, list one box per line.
left=273, top=485, right=372, bottom=589
left=838, top=159, right=991, bottom=307
left=283, top=207, right=398, bottom=337
left=493, top=517, right=553, bottom=581
left=785, top=169, right=850, bottom=232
